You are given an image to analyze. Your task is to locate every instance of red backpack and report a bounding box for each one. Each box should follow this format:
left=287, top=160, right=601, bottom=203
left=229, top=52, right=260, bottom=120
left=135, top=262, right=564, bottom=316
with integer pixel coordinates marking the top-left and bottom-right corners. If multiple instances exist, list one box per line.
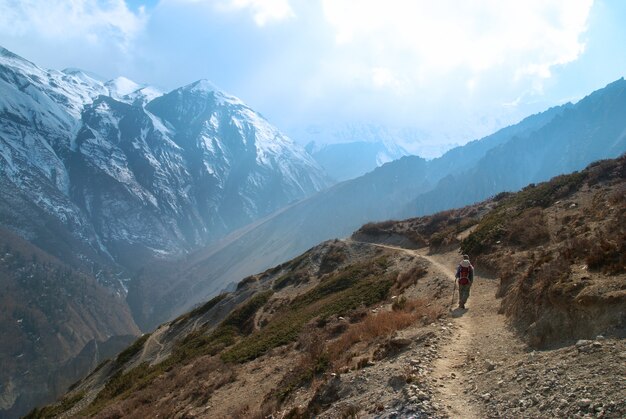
left=459, top=265, right=471, bottom=285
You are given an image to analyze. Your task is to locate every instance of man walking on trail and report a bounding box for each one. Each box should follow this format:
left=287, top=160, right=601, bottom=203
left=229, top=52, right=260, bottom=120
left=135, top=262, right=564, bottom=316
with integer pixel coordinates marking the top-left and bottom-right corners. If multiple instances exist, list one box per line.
left=455, top=254, right=474, bottom=309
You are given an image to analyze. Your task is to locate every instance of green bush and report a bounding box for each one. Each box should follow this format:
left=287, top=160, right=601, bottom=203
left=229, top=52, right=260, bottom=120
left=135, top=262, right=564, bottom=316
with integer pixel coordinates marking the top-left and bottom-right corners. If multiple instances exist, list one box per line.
left=24, top=392, right=85, bottom=419
left=223, top=259, right=393, bottom=363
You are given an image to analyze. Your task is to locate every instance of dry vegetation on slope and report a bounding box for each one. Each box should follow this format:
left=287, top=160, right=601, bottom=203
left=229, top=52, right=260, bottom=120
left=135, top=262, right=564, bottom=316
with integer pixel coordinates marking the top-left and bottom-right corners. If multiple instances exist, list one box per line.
left=355, top=156, right=626, bottom=348
left=462, top=156, right=626, bottom=347
left=30, top=240, right=450, bottom=418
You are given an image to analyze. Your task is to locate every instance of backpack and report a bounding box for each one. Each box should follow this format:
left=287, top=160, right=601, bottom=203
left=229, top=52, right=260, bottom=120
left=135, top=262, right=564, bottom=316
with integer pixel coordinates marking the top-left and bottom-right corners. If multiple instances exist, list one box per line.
left=458, top=265, right=471, bottom=285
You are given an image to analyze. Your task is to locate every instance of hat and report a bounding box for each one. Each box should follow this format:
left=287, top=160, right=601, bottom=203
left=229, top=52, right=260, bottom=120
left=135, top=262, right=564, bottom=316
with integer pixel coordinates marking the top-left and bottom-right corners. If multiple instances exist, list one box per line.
left=460, top=260, right=470, bottom=267
left=462, top=254, right=469, bottom=260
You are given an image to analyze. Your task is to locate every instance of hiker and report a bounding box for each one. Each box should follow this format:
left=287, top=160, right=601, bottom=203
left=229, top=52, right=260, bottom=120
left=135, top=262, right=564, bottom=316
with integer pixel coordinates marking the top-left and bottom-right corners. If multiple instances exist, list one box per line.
left=455, top=254, right=474, bottom=309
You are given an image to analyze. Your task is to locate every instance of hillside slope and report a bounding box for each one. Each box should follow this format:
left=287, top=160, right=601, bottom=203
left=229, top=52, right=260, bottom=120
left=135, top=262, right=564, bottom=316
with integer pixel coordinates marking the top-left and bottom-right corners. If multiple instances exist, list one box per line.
left=128, top=155, right=433, bottom=328
left=0, top=229, right=139, bottom=418
left=37, top=156, right=625, bottom=418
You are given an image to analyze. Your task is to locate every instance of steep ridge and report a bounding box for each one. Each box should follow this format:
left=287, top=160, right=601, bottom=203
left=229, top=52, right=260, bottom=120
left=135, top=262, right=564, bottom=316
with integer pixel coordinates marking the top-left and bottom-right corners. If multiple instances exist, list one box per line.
left=36, top=156, right=625, bottom=418
left=356, top=155, right=626, bottom=347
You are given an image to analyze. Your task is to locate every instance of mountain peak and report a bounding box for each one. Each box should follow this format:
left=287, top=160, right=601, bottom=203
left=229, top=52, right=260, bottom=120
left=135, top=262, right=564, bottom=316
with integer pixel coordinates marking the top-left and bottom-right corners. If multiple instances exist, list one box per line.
left=181, top=79, right=244, bottom=106
left=105, top=76, right=143, bottom=99
left=62, top=67, right=107, bottom=82
left=186, top=79, right=221, bottom=93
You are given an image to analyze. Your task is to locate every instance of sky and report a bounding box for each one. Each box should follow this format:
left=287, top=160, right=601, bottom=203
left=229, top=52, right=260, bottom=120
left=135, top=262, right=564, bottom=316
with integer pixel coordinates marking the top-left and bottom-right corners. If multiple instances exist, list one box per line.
left=0, top=0, right=625, bottom=156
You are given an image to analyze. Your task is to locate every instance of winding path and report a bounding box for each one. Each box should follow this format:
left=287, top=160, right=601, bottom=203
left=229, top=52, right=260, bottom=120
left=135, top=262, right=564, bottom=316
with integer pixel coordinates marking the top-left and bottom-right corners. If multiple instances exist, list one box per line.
left=359, top=241, right=524, bottom=418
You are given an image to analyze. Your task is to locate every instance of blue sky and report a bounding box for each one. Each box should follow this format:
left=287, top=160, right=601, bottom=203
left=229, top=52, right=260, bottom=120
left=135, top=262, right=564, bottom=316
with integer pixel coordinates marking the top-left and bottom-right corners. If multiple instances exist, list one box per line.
left=0, top=0, right=625, bottom=156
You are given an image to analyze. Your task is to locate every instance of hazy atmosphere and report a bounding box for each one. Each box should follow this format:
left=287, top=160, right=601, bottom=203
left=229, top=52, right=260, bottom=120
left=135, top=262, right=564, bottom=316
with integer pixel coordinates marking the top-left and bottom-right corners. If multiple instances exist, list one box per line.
left=2, top=0, right=625, bottom=155
left=1, top=1, right=626, bottom=418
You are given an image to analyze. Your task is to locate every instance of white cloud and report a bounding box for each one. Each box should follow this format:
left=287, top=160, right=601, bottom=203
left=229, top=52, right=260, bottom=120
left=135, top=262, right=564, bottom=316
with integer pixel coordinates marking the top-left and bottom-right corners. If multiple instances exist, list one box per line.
left=320, top=0, right=593, bottom=92
left=214, top=0, right=294, bottom=26
left=0, top=0, right=146, bottom=49
left=371, top=67, right=403, bottom=90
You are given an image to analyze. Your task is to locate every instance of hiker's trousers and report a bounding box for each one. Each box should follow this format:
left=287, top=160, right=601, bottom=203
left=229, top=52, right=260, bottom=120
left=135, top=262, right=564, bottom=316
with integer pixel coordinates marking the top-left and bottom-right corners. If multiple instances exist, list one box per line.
left=459, top=283, right=471, bottom=304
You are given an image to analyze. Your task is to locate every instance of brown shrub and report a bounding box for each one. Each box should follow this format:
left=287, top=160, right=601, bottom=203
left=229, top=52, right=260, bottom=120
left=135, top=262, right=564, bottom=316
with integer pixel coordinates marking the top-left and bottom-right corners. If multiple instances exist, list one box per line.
left=560, top=236, right=592, bottom=261
left=608, top=187, right=626, bottom=204
left=402, top=230, right=427, bottom=246
left=263, top=330, right=329, bottom=409
left=505, top=207, right=550, bottom=248
left=359, top=221, right=396, bottom=236
left=236, top=275, right=258, bottom=290
left=423, top=210, right=454, bottom=233
left=428, top=227, right=460, bottom=250
left=327, top=299, right=442, bottom=368
left=392, top=264, right=427, bottom=293
left=355, top=357, right=370, bottom=369
left=586, top=233, right=626, bottom=274
left=501, top=255, right=571, bottom=328
left=340, top=403, right=361, bottom=418
left=318, top=244, right=348, bottom=275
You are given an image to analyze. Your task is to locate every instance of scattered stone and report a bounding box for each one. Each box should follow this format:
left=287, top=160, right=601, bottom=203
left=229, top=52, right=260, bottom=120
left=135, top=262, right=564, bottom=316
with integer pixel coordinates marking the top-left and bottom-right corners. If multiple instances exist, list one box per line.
left=308, top=376, right=344, bottom=408
left=388, top=375, right=406, bottom=391
left=389, top=337, right=412, bottom=348
left=578, top=398, right=592, bottom=408
left=485, top=360, right=496, bottom=371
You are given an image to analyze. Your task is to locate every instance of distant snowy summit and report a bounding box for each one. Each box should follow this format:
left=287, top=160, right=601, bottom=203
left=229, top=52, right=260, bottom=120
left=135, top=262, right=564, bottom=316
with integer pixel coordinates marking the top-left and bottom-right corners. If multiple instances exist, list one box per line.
left=0, top=46, right=329, bottom=276
left=306, top=139, right=411, bottom=182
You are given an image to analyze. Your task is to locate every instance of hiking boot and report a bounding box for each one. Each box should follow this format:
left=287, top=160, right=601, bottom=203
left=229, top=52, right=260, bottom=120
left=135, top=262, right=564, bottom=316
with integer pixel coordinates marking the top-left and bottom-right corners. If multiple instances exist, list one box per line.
left=460, top=303, right=465, bottom=309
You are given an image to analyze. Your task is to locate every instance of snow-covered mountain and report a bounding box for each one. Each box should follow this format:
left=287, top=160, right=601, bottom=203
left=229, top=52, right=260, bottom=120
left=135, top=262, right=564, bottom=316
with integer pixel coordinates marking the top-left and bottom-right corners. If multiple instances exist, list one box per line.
left=293, top=123, right=459, bottom=159
left=0, top=46, right=330, bottom=416
left=306, top=139, right=411, bottom=182
left=0, top=46, right=329, bottom=276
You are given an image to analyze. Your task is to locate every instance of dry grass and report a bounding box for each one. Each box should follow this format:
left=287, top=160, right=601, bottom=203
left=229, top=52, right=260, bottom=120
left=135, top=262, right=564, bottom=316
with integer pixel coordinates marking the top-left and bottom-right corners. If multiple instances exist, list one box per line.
left=506, top=207, right=550, bottom=248
left=89, top=356, right=238, bottom=418
left=327, top=299, right=442, bottom=368
left=392, top=264, right=428, bottom=294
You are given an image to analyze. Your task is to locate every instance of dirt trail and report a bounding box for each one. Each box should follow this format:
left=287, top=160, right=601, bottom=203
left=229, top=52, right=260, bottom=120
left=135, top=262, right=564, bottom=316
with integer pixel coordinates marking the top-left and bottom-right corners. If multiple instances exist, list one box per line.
left=139, top=327, right=167, bottom=364
left=423, top=249, right=507, bottom=419
left=367, top=242, right=525, bottom=418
